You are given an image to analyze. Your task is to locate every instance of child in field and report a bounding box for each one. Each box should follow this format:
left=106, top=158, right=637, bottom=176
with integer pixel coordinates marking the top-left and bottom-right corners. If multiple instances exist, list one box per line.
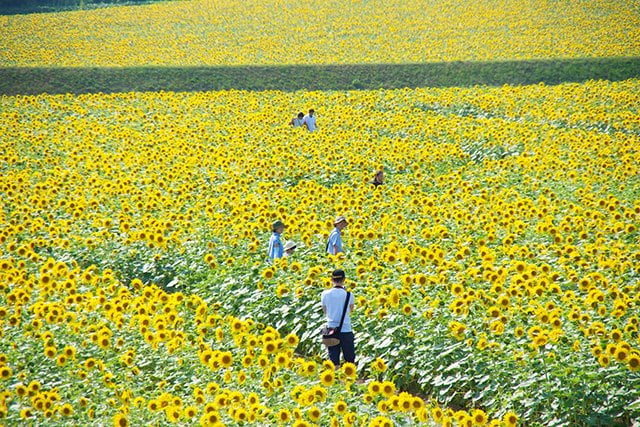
left=268, top=220, right=285, bottom=259
left=371, top=169, right=384, bottom=186
left=283, top=241, right=297, bottom=257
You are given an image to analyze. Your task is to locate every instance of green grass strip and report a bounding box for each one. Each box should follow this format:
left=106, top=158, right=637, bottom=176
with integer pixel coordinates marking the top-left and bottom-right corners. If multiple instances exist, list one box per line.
left=1, top=57, right=639, bottom=95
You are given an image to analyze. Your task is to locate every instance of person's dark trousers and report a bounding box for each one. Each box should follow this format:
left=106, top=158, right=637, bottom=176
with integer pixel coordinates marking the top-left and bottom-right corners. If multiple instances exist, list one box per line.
left=328, top=332, right=355, bottom=367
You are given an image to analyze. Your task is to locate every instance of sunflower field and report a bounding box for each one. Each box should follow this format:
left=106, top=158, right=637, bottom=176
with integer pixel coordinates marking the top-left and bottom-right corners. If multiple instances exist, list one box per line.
left=1, top=0, right=639, bottom=67
left=1, top=0, right=640, bottom=426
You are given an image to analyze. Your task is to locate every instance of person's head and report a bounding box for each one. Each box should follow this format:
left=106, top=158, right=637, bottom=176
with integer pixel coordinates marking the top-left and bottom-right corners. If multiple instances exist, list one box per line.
left=309, top=109, right=315, bottom=116
left=297, top=112, right=304, bottom=119
left=284, top=240, right=297, bottom=255
left=334, top=215, right=348, bottom=230
left=272, top=220, right=285, bottom=234
left=331, top=269, right=345, bottom=286
left=374, top=169, right=384, bottom=183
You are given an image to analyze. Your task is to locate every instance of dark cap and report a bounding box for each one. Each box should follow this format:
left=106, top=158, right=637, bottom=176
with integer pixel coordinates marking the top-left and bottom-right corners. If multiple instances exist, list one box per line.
left=272, top=220, right=285, bottom=231
left=331, top=269, right=345, bottom=280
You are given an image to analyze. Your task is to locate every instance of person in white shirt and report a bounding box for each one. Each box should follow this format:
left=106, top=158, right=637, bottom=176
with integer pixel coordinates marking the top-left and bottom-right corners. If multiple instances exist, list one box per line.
left=302, top=109, right=317, bottom=132
left=321, top=269, right=355, bottom=367
left=289, top=112, right=304, bottom=127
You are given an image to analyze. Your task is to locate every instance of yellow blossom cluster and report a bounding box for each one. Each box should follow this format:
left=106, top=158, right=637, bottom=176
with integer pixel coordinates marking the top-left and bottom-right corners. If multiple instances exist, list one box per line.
left=0, top=250, right=509, bottom=425
left=1, top=0, right=638, bottom=67
left=1, top=78, right=639, bottom=423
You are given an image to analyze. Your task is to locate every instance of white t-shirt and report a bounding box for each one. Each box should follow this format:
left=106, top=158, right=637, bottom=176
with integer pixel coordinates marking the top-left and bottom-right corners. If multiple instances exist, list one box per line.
left=302, top=114, right=317, bottom=132
left=321, top=288, right=354, bottom=332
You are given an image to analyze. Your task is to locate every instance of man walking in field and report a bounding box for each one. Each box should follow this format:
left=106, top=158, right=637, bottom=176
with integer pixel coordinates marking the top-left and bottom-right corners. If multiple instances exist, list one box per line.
left=302, top=109, right=317, bottom=132
left=326, top=215, right=347, bottom=255
left=321, top=269, right=356, bottom=368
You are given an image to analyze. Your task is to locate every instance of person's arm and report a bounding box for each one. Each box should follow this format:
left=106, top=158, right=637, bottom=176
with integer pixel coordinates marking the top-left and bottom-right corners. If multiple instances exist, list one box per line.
left=327, top=233, right=335, bottom=254
left=349, top=304, right=354, bottom=313
left=333, top=244, right=339, bottom=254
left=322, top=304, right=327, bottom=314
left=289, top=118, right=294, bottom=126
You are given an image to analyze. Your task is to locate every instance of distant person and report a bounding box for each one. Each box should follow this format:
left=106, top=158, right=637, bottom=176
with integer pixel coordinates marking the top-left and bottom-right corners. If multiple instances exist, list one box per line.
left=268, top=220, right=286, bottom=260
left=321, top=269, right=356, bottom=368
left=283, top=241, right=297, bottom=257
left=326, top=215, right=348, bottom=255
left=302, top=109, right=317, bottom=132
left=289, top=112, right=304, bottom=127
left=371, top=169, right=384, bottom=186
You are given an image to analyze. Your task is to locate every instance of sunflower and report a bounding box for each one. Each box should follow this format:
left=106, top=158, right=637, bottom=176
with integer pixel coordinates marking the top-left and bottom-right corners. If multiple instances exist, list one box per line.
left=113, top=413, right=129, bottom=427
left=307, top=406, right=321, bottom=422
left=218, top=351, right=233, bottom=368
left=614, top=346, right=629, bottom=362
left=370, top=357, right=387, bottom=373
left=44, top=346, right=57, bottom=358
left=319, top=370, right=335, bottom=387
left=15, top=384, right=27, bottom=397
left=503, top=411, right=518, bottom=427
left=60, top=403, right=74, bottom=416
left=628, top=354, right=640, bottom=371
left=0, top=366, right=12, bottom=379
left=165, top=407, right=181, bottom=423
left=381, top=381, right=396, bottom=398
left=341, top=362, right=357, bottom=379
left=368, top=381, right=382, bottom=395
left=333, top=400, right=348, bottom=414
left=610, top=328, right=623, bottom=342
left=200, top=411, right=219, bottom=425
left=285, top=333, right=299, bottom=347
left=275, top=352, right=290, bottom=368
left=277, top=409, right=291, bottom=423
left=471, top=408, right=487, bottom=425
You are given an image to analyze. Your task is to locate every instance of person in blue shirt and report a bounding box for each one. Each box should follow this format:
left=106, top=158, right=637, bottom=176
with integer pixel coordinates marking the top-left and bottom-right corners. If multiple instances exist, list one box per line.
left=326, top=215, right=348, bottom=255
left=268, top=220, right=285, bottom=260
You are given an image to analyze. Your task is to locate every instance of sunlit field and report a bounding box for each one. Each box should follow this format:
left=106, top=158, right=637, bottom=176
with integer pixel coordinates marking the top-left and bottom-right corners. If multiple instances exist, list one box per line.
left=2, top=0, right=640, bottom=425
left=1, top=0, right=639, bottom=67
left=1, top=79, right=639, bottom=425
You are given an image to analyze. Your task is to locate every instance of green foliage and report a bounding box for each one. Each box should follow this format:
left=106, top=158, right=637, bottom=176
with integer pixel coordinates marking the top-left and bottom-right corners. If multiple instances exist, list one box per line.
left=0, top=0, right=175, bottom=15
left=1, top=57, right=640, bottom=95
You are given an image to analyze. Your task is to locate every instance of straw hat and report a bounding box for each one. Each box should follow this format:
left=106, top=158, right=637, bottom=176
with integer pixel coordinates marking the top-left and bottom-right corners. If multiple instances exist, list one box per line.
left=283, top=241, right=297, bottom=251
left=333, top=215, right=348, bottom=226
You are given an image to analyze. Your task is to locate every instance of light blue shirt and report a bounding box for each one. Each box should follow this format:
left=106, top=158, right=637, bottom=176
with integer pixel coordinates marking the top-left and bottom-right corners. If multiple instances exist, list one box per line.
left=321, top=288, right=355, bottom=332
left=268, top=232, right=283, bottom=259
left=326, top=227, right=342, bottom=255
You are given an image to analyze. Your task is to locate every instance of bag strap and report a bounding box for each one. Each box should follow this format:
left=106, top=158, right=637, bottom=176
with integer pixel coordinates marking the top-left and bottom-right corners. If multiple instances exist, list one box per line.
left=337, top=291, right=350, bottom=330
